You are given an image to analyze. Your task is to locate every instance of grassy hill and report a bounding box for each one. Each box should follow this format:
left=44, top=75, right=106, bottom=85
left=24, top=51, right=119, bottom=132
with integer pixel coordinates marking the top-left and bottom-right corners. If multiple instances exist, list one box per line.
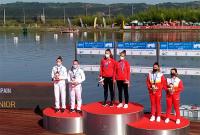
left=0, top=1, right=199, bottom=19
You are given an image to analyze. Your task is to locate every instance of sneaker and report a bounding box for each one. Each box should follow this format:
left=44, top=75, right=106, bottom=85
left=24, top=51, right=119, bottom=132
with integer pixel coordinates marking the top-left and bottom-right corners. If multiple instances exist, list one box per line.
left=70, top=109, right=75, bottom=112
left=176, top=119, right=181, bottom=124
left=123, top=104, right=128, bottom=109
left=77, top=110, right=82, bottom=113
left=156, top=116, right=161, bottom=122
left=150, top=115, right=155, bottom=122
left=102, top=101, right=108, bottom=107
left=61, top=108, right=65, bottom=113
left=55, top=108, right=60, bottom=113
left=117, top=103, right=123, bottom=108
left=109, top=102, right=114, bottom=107
left=165, top=118, right=170, bottom=123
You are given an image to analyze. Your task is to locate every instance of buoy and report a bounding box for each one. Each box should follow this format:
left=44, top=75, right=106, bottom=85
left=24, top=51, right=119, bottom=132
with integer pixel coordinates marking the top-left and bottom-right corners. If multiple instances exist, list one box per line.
left=70, top=33, right=73, bottom=39
left=54, top=34, right=58, bottom=40
left=83, top=32, right=87, bottom=37
left=13, top=36, right=18, bottom=44
left=35, top=35, right=40, bottom=42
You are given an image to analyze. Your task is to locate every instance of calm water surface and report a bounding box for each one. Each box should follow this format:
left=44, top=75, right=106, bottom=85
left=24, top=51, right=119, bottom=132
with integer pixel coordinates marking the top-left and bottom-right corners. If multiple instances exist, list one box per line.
left=0, top=31, right=199, bottom=111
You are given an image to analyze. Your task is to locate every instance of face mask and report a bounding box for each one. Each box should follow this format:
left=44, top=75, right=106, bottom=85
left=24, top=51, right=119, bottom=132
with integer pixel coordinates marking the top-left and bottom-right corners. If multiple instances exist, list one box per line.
left=153, top=69, right=158, bottom=72
left=57, top=62, right=61, bottom=66
left=120, top=56, right=125, bottom=60
left=171, top=73, right=176, bottom=77
left=73, top=65, right=78, bottom=69
left=105, top=54, right=110, bottom=58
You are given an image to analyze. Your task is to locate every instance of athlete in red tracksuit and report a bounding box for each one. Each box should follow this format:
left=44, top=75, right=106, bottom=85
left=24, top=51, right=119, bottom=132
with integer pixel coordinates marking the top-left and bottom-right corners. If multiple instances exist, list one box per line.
left=146, top=62, right=166, bottom=122
left=99, top=49, right=116, bottom=107
left=115, top=50, right=130, bottom=109
left=164, top=68, right=184, bottom=124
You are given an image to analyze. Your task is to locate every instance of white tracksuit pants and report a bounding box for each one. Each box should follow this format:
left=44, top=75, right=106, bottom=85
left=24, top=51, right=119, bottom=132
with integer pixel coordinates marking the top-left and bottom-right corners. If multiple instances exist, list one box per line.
left=54, top=81, right=66, bottom=109
left=69, top=85, right=82, bottom=110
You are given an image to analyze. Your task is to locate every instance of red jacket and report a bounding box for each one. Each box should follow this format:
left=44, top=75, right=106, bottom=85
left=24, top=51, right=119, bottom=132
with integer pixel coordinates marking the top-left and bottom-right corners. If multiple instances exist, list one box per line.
left=99, top=57, right=116, bottom=79
left=164, top=77, right=184, bottom=95
left=115, top=59, right=130, bottom=81
left=146, top=71, right=166, bottom=94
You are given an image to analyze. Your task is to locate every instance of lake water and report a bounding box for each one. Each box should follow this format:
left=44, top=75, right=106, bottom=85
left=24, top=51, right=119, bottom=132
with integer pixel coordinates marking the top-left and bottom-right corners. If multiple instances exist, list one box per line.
left=0, top=31, right=199, bottom=111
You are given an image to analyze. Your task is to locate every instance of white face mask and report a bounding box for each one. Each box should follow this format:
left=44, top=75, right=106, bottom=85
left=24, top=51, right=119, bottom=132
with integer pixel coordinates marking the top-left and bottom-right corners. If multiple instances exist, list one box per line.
left=73, top=65, right=78, bottom=69
left=105, top=54, right=110, bottom=58
left=57, top=62, right=62, bottom=66
left=120, top=56, right=125, bottom=60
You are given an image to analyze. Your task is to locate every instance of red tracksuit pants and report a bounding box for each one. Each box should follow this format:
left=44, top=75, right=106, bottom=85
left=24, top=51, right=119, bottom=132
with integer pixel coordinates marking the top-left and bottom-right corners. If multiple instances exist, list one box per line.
left=150, top=92, right=162, bottom=117
left=166, top=94, right=180, bottom=119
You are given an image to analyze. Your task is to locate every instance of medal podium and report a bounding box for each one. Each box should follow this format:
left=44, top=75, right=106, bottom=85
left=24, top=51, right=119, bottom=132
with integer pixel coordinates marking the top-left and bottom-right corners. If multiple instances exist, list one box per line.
left=43, top=102, right=190, bottom=135
left=43, top=107, right=83, bottom=134
left=127, top=114, right=190, bottom=135
left=82, top=102, right=144, bottom=135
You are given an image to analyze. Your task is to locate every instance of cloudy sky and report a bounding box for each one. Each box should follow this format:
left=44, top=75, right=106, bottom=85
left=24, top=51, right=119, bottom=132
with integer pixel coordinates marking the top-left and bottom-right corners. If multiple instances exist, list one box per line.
left=0, top=0, right=197, bottom=4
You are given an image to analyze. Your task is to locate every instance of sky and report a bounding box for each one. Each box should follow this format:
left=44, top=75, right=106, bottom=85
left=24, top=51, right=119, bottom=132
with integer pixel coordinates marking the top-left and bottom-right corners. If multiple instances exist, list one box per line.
left=0, top=0, right=197, bottom=4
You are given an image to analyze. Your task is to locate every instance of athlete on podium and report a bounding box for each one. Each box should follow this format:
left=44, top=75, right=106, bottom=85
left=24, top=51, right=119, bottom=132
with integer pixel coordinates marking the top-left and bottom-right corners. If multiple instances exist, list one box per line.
left=164, top=68, right=184, bottom=124
left=51, top=56, right=68, bottom=113
left=146, top=62, right=166, bottom=122
left=115, top=50, right=130, bottom=109
left=68, top=60, right=85, bottom=113
left=99, top=49, right=116, bottom=107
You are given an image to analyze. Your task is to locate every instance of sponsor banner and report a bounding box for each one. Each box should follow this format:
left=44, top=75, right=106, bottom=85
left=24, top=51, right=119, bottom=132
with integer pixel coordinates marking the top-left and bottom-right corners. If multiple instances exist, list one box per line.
left=77, top=48, right=114, bottom=55
left=160, top=50, right=200, bottom=56
left=77, top=42, right=114, bottom=48
left=160, top=42, right=200, bottom=56
left=77, top=42, right=200, bottom=56
left=117, top=42, right=157, bottom=55
left=80, top=65, right=200, bottom=76
left=77, top=42, right=114, bottom=55
left=160, top=42, right=199, bottom=50
left=117, top=42, right=156, bottom=49
left=117, top=49, right=156, bottom=56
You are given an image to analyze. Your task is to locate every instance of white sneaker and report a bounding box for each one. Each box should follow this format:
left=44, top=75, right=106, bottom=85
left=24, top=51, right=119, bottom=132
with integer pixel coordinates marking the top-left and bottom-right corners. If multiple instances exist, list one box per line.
left=150, top=115, right=155, bottom=122
left=165, top=118, right=170, bottom=123
left=156, top=116, right=161, bottom=122
left=123, top=104, right=128, bottom=109
left=117, top=103, right=123, bottom=108
left=176, top=119, right=181, bottom=124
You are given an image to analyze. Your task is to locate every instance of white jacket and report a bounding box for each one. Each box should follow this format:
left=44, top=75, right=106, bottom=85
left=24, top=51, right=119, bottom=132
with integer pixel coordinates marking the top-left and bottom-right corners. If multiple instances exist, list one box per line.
left=68, top=67, right=85, bottom=89
left=51, top=65, right=68, bottom=82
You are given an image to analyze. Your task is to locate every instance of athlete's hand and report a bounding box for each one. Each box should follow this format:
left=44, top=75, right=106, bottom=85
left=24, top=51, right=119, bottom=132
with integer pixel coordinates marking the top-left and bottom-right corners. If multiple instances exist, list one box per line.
left=124, top=80, right=130, bottom=87
left=124, top=80, right=129, bottom=84
left=113, top=80, right=116, bottom=83
left=74, top=81, right=79, bottom=86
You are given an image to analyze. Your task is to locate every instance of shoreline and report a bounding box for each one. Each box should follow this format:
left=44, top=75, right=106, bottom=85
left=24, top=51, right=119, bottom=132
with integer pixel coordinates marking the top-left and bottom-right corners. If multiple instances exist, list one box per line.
left=1, top=26, right=200, bottom=33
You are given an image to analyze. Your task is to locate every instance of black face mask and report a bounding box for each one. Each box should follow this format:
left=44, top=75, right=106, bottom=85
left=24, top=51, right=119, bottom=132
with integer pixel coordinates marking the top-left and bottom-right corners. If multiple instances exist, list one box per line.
left=171, top=73, right=176, bottom=77
left=153, top=69, right=158, bottom=72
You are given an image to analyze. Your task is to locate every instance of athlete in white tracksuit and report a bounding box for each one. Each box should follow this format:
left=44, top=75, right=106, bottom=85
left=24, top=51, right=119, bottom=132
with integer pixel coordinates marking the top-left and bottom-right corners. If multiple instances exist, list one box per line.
left=51, top=56, right=68, bottom=112
left=68, top=60, right=85, bottom=112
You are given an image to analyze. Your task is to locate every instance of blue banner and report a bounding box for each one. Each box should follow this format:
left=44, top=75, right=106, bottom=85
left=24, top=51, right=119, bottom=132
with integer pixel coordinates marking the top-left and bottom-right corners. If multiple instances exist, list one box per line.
left=77, top=41, right=85, bottom=48
left=78, top=42, right=200, bottom=50
left=77, top=42, right=114, bottom=48
left=118, top=42, right=156, bottom=49
left=160, top=42, right=200, bottom=50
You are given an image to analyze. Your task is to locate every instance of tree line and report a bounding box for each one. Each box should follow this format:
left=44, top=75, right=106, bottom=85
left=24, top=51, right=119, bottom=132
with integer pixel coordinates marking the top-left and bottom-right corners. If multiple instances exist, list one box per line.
left=0, top=2, right=200, bottom=27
